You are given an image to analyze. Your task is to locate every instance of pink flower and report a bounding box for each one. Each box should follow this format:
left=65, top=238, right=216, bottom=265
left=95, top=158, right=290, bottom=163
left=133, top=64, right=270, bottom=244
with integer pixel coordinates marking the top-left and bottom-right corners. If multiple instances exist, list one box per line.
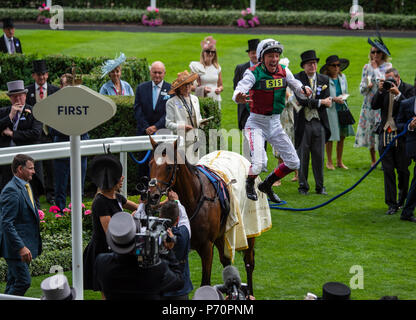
left=81, top=203, right=85, bottom=208
left=40, top=220, right=46, bottom=223
left=155, top=8, right=159, bottom=13
left=248, top=20, right=255, bottom=28
left=63, top=208, right=71, bottom=213
left=68, top=203, right=71, bottom=209
left=55, top=214, right=62, bottom=218
left=343, top=20, right=351, bottom=29
left=49, top=205, right=60, bottom=213
left=237, top=18, right=246, bottom=27
left=252, top=16, right=260, bottom=25
left=147, top=6, right=153, bottom=11
left=44, top=18, right=50, bottom=24
left=38, top=210, right=45, bottom=220
left=42, top=3, right=46, bottom=7
left=84, top=209, right=92, bottom=216
left=246, top=8, right=252, bottom=14
left=241, top=10, right=247, bottom=16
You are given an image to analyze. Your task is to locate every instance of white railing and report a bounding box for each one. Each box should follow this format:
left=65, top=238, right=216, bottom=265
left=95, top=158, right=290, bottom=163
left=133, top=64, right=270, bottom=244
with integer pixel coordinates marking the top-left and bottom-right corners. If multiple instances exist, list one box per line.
left=0, top=293, right=40, bottom=300
left=0, top=134, right=177, bottom=196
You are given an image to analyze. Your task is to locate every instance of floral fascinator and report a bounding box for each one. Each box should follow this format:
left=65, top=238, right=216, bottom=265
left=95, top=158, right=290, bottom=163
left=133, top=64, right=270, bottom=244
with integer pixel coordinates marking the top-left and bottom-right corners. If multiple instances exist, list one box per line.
left=101, top=52, right=126, bottom=79
left=201, top=36, right=217, bottom=51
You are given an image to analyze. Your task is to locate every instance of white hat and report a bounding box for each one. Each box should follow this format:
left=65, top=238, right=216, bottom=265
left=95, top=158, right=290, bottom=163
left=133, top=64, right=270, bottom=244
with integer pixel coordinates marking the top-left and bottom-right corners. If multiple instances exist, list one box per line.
left=192, top=286, right=224, bottom=300
left=6, top=80, right=28, bottom=96
left=41, top=274, right=76, bottom=300
left=256, top=39, right=284, bottom=61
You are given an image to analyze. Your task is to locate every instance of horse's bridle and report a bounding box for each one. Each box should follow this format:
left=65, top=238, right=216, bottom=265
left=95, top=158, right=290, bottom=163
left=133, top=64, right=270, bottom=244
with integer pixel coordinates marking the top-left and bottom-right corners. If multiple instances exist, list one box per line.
left=148, top=151, right=179, bottom=198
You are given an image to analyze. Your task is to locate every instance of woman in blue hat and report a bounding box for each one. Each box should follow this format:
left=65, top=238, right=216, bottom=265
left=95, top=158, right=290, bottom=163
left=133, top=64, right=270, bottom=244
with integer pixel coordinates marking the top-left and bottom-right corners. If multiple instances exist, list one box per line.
left=99, top=53, right=134, bottom=96
left=354, top=34, right=392, bottom=166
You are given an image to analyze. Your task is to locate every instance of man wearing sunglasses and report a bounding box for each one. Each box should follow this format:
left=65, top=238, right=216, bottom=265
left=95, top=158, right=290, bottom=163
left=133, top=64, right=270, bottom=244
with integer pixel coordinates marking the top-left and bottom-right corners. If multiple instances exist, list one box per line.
left=233, top=39, right=311, bottom=203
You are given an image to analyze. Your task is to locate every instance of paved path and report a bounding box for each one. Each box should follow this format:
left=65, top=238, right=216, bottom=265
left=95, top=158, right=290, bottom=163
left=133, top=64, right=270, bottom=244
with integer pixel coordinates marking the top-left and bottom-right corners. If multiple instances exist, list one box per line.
left=16, top=22, right=416, bottom=38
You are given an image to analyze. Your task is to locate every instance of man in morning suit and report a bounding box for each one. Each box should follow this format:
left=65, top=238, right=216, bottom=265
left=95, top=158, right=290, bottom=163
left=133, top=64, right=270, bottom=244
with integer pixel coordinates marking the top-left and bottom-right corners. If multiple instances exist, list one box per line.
left=25, top=60, right=60, bottom=206
left=0, top=18, right=22, bottom=54
left=371, top=68, right=416, bottom=215
left=294, top=50, right=332, bottom=195
left=134, top=61, right=171, bottom=178
left=396, top=96, right=416, bottom=223
left=0, top=80, right=42, bottom=195
left=0, top=154, right=42, bottom=296
left=233, top=39, right=260, bottom=130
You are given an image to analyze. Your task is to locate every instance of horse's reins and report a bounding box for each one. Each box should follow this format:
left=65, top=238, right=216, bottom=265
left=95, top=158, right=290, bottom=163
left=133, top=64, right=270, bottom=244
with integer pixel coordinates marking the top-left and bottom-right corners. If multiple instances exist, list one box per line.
left=148, top=149, right=179, bottom=199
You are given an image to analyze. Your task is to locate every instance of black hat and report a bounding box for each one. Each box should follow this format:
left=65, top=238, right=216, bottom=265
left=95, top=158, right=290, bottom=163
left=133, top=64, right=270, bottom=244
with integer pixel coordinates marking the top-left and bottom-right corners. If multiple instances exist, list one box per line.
left=89, top=154, right=123, bottom=190
left=2, top=18, right=14, bottom=29
left=300, top=50, right=320, bottom=68
left=319, top=55, right=350, bottom=74
left=322, top=282, right=351, bottom=300
left=368, top=30, right=390, bottom=56
left=246, top=39, right=260, bottom=52
left=32, top=59, right=48, bottom=74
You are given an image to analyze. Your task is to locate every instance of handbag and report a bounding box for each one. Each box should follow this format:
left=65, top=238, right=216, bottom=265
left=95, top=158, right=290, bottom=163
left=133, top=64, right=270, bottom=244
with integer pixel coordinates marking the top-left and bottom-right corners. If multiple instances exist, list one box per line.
left=337, top=103, right=355, bottom=126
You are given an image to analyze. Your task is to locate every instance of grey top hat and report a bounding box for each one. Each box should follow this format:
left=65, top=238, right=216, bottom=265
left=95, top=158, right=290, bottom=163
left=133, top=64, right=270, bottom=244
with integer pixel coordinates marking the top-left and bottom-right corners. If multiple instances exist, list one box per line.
left=192, top=286, right=224, bottom=300
left=106, top=212, right=137, bottom=254
left=41, top=274, right=76, bottom=300
left=6, top=80, right=28, bottom=96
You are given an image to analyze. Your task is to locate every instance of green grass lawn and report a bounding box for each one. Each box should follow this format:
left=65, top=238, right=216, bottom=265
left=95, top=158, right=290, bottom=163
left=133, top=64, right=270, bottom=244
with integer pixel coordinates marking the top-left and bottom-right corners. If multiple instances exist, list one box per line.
left=1, top=29, right=416, bottom=300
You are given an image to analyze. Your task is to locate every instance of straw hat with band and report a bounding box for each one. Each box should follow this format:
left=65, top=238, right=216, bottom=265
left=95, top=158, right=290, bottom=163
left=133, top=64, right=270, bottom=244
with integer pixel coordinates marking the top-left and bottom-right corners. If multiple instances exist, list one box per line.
left=319, top=55, right=350, bottom=74
left=168, top=70, right=199, bottom=95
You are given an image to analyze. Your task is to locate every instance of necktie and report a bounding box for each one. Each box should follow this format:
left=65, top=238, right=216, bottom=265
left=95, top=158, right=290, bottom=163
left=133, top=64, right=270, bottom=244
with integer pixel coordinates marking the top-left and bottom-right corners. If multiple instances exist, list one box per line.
left=39, top=86, right=44, bottom=100
left=13, top=112, right=19, bottom=123
left=9, top=39, right=15, bottom=54
left=152, top=85, right=159, bottom=110
left=25, top=183, right=35, bottom=208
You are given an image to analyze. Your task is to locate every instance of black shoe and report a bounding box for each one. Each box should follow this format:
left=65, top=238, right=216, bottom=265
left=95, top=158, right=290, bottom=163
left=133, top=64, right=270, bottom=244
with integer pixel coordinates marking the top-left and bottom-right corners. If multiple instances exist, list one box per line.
left=400, top=216, right=416, bottom=223
left=258, top=172, right=281, bottom=203
left=316, top=188, right=328, bottom=195
left=245, top=177, right=258, bottom=201
left=386, top=207, right=398, bottom=215
left=299, top=189, right=308, bottom=195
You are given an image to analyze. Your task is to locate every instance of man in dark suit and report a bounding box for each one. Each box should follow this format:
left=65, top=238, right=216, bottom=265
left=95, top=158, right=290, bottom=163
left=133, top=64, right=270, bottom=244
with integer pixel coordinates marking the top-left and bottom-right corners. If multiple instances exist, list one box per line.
left=25, top=60, right=60, bottom=205
left=233, top=39, right=260, bottom=130
left=0, top=18, right=23, bottom=54
left=371, top=68, right=416, bottom=215
left=396, top=96, right=416, bottom=223
left=134, top=61, right=171, bottom=178
left=0, top=154, right=42, bottom=296
left=294, top=50, right=332, bottom=195
left=0, top=80, right=42, bottom=195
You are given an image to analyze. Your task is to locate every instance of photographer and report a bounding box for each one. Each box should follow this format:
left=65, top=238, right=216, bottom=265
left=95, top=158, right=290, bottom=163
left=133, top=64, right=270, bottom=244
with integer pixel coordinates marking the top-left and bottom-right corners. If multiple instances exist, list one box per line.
left=159, top=192, right=193, bottom=300
left=94, top=212, right=184, bottom=300
left=371, top=68, right=416, bottom=215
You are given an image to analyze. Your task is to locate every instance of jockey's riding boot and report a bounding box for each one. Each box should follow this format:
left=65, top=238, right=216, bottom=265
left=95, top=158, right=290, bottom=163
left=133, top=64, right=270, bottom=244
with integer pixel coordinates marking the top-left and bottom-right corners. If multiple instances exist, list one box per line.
left=245, top=176, right=258, bottom=201
left=258, top=172, right=282, bottom=203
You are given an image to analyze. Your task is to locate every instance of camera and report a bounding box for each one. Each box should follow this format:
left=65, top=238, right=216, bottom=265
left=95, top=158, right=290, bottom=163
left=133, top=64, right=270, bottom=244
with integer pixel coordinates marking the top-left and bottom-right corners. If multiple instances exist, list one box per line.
left=132, top=186, right=176, bottom=268
left=383, top=77, right=397, bottom=91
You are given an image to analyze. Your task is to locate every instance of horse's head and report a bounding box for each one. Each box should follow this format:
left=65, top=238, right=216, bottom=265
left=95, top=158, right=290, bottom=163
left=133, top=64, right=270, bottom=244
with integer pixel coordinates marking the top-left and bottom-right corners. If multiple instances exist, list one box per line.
left=147, top=135, right=179, bottom=204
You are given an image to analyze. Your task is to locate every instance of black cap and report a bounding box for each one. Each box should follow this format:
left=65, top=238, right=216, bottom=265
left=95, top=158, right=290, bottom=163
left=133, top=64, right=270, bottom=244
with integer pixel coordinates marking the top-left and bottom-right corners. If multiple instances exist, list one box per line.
left=3, top=18, right=14, bottom=29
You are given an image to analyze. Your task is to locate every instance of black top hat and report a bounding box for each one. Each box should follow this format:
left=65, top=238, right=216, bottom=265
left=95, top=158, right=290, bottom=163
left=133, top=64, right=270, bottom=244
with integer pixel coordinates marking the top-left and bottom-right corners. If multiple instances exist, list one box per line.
left=2, top=18, right=14, bottom=29
left=300, top=50, right=320, bottom=68
left=246, top=39, right=260, bottom=52
left=89, top=154, right=123, bottom=190
left=322, top=282, right=351, bottom=300
left=32, top=60, right=48, bottom=74
left=368, top=30, right=390, bottom=56
left=319, top=55, right=350, bottom=74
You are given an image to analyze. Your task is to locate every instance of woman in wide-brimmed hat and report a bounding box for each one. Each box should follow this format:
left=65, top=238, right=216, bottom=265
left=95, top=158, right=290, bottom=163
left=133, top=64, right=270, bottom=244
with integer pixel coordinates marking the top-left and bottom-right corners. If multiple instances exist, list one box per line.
left=82, top=154, right=138, bottom=298
left=189, top=36, right=223, bottom=109
left=99, top=52, right=134, bottom=96
left=165, top=70, right=204, bottom=163
left=354, top=32, right=392, bottom=166
left=320, top=55, right=355, bottom=170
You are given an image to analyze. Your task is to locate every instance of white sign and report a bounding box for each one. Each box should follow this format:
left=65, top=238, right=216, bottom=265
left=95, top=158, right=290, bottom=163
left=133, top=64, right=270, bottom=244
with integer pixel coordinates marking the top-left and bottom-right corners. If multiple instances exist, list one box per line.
left=33, top=85, right=117, bottom=136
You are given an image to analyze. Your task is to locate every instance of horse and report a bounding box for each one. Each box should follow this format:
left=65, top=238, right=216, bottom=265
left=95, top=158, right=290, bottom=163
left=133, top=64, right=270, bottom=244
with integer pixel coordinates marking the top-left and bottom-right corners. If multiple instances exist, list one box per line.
left=147, top=136, right=257, bottom=295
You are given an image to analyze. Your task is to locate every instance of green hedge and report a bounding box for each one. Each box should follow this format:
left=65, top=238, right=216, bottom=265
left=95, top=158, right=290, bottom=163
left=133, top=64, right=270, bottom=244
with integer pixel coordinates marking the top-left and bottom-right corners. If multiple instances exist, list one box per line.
left=0, top=53, right=149, bottom=92
left=1, top=8, right=416, bottom=29
left=3, top=0, right=416, bottom=14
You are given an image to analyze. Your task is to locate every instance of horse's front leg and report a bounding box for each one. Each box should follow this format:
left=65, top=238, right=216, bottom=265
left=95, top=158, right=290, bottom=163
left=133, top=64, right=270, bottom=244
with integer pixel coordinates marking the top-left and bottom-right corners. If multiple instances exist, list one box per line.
left=243, top=237, right=255, bottom=296
left=197, top=241, right=214, bottom=286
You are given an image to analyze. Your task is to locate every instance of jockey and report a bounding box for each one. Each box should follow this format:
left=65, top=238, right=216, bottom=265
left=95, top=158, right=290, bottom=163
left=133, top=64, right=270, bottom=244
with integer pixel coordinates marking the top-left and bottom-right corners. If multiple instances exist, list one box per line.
left=233, top=38, right=312, bottom=203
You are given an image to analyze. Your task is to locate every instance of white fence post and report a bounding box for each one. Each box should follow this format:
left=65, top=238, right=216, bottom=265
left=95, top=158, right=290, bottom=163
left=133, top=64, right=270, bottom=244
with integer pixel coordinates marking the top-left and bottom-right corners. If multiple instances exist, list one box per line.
left=250, top=0, right=256, bottom=15
left=151, top=0, right=156, bottom=8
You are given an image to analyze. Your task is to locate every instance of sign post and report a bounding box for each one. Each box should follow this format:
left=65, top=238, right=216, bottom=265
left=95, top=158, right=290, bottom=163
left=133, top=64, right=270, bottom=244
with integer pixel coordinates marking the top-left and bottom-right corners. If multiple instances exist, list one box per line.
left=33, top=85, right=116, bottom=300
